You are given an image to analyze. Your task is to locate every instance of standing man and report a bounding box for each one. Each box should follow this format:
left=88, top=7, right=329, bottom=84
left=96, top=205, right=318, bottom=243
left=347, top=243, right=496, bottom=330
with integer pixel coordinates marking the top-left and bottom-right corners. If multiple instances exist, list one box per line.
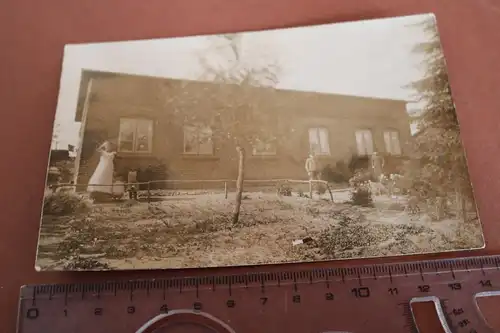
left=371, top=152, right=385, bottom=180
left=305, top=153, right=319, bottom=197
left=305, top=153, right=319, bottom=180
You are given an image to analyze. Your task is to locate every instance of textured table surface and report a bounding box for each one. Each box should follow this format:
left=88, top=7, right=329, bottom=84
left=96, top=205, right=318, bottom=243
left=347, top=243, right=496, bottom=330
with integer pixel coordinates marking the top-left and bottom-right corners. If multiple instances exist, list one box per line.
left=1, top=0, right=500, bottom=331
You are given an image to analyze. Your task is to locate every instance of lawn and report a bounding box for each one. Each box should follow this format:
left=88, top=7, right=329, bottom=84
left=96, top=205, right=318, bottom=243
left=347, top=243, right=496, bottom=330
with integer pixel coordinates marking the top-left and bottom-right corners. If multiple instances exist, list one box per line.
left=36, top=189, right=484, bottom=270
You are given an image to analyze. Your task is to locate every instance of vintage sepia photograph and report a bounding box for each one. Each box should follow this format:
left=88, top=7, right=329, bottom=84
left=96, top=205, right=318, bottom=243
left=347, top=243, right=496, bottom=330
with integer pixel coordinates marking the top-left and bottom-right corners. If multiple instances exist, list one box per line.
left=36, top=13, right=484, bottom=271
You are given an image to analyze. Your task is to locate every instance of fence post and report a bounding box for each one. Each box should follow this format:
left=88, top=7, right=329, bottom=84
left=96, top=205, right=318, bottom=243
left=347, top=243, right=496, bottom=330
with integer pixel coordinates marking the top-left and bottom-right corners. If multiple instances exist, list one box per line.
left=147, top=182, right=151, bottom=203
left=224, top=181, right=228, bottom=199
left=309, top=180, right=313, bottom=199
left=326, top=182, right=334, bottom=203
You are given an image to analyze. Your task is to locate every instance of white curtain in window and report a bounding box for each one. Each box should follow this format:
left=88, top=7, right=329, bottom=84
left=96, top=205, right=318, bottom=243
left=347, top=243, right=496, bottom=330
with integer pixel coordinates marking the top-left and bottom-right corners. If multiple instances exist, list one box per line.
left=318, top=128, right=330, bottom=155
left=308, top=128, right=330, bottom=155
left=355, top=130, right=374, bottom=155
left=384, top=131, right=401, bottom=155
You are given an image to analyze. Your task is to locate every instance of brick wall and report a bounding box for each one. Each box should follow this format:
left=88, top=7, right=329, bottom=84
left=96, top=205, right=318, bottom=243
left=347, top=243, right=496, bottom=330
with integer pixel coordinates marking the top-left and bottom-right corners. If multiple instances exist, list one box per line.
left=75, top=74, right=412, bottom=187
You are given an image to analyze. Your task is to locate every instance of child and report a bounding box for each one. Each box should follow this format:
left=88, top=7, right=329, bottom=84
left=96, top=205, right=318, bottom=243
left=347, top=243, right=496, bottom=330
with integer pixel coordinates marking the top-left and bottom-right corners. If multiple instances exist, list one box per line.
left=127, top=169, right=138, bottom=200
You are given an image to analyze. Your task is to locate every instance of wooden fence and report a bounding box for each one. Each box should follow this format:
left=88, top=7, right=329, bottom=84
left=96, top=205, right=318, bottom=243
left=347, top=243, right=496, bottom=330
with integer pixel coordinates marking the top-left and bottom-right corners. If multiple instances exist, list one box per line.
left=51, top=178, right=335, bottom=203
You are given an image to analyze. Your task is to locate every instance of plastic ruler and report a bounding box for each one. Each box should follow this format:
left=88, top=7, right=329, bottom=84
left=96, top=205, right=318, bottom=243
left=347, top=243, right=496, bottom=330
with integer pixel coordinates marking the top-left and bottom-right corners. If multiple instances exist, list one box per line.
left=17, top=255, right=500, bottom=332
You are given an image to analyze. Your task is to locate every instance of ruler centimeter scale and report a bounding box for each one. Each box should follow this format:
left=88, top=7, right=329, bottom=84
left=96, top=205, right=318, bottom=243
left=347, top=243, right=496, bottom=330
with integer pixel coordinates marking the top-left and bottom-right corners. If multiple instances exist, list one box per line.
left=17, top=255, right=500, bottom=333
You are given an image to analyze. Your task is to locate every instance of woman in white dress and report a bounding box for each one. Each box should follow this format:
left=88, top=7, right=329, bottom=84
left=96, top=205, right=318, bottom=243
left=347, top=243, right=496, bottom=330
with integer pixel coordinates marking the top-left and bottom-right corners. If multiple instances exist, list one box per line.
left=87, top=141, right=116, bottom=194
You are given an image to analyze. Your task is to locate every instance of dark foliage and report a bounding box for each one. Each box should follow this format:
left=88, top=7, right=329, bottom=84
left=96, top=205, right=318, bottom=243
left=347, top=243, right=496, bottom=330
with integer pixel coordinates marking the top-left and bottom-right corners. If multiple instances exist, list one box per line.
left=43, top=191, right=90, bottom=216
left=406, top=17, right=474, bottom=202
left=348, top=171, right=373, bottom=207
left=136, top=162, right=169, bottom=190
left=63, top=256, right=111, bottom=270
left=348, top=155, right=370, bottom=174
left=277, top=183, right=293, bottom=196
left=321, top=161, right=352, bottom=184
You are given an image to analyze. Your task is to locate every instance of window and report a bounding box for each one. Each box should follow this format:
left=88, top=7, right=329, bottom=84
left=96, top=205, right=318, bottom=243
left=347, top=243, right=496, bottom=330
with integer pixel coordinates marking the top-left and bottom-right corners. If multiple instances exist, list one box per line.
left=308, top=128, right=330, bottom=155
left=355, top=129, right=374, bottom=156
left=384, top=130, right=402, bottom=155
left=252, top=138, right=277, bottom=156
left=183, top=124, right=214, bottom=155
left=118, top=118, right=153, bottom=153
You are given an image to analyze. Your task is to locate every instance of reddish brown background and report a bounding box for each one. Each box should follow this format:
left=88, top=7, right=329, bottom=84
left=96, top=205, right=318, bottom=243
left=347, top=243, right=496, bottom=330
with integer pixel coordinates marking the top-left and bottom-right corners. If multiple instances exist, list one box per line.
left=1, top=0, right=500, bottom=331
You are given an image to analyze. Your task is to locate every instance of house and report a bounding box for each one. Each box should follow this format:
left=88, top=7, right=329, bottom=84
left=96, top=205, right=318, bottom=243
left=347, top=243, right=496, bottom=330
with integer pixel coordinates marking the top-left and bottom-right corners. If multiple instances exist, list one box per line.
left=73, top=71, right=412, bottom=187
left=49, top=149, right=70, bottom=165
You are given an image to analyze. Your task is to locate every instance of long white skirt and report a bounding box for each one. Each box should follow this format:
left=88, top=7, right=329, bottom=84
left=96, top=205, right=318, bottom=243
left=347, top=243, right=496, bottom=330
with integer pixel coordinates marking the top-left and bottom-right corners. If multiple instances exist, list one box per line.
left=87, top=153, right=114, bottom=194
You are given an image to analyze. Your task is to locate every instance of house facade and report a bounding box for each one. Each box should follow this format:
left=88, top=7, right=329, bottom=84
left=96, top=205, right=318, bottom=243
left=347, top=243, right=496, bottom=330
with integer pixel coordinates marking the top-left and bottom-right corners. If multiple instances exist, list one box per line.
left=73, top=72, right=412, bottom=186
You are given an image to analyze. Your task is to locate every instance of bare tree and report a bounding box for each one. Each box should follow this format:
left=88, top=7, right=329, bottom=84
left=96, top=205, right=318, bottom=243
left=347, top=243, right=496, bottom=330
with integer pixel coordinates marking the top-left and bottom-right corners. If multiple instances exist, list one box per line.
left=167, top=35, right=291, bottom=223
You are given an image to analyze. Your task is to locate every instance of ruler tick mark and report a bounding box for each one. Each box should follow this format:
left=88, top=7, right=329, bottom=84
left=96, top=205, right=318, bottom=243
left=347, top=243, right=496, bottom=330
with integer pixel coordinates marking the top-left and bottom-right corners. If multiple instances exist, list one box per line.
left=228, top=281, right=232, bottom=296
left=419, top=267, right=424, bottom=281
left=389, top=267, right=393, bottom=283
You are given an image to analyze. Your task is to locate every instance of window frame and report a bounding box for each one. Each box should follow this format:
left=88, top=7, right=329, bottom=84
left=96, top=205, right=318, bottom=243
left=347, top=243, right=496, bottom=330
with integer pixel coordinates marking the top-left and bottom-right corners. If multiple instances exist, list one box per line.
left=354, top=129, right=374, bottom=156
left=383, top=129, right=402, bottom=156
left=252, top=137, right=277, bottom=156
left=117, top=117, right=154, bottom=154
left=308, top=127, right=331, bottom=156
left=183, top=124, right=215, bottom=156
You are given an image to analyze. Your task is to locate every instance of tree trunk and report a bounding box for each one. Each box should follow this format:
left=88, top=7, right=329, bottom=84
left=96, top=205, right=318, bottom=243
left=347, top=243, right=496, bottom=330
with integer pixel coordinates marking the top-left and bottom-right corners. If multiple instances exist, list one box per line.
left=232, top=146, right=245, bottom=224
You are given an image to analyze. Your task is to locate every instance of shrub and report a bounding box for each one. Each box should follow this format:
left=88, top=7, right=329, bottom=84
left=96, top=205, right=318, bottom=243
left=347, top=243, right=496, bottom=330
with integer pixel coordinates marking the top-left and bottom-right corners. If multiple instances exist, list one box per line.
left=317, top=211, right=377, bottom=257
left=321, top=164, right=346, bottom=183
left=349, top=171, right=373, bottom=207
left=321, top=161, right=352, bottom=184
left=62, top=256, right=110, bottom=270
left=46, top=168, right=61, bottom=185
left=135, top=162, right=168, bottom=190
left=316, top=182, right=327, bottom=195
left=335, top=160, right=353, bottom=180
left=277, top=183, right=292, bottom=196
left=348, top=155, right=370, bottom=174
left=43, top=191, right=91, bottom=216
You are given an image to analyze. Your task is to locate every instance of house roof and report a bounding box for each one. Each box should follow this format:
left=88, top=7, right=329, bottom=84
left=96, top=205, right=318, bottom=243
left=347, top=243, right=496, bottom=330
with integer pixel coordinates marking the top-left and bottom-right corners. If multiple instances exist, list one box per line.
left=74, top=70, right=410, bottom=122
